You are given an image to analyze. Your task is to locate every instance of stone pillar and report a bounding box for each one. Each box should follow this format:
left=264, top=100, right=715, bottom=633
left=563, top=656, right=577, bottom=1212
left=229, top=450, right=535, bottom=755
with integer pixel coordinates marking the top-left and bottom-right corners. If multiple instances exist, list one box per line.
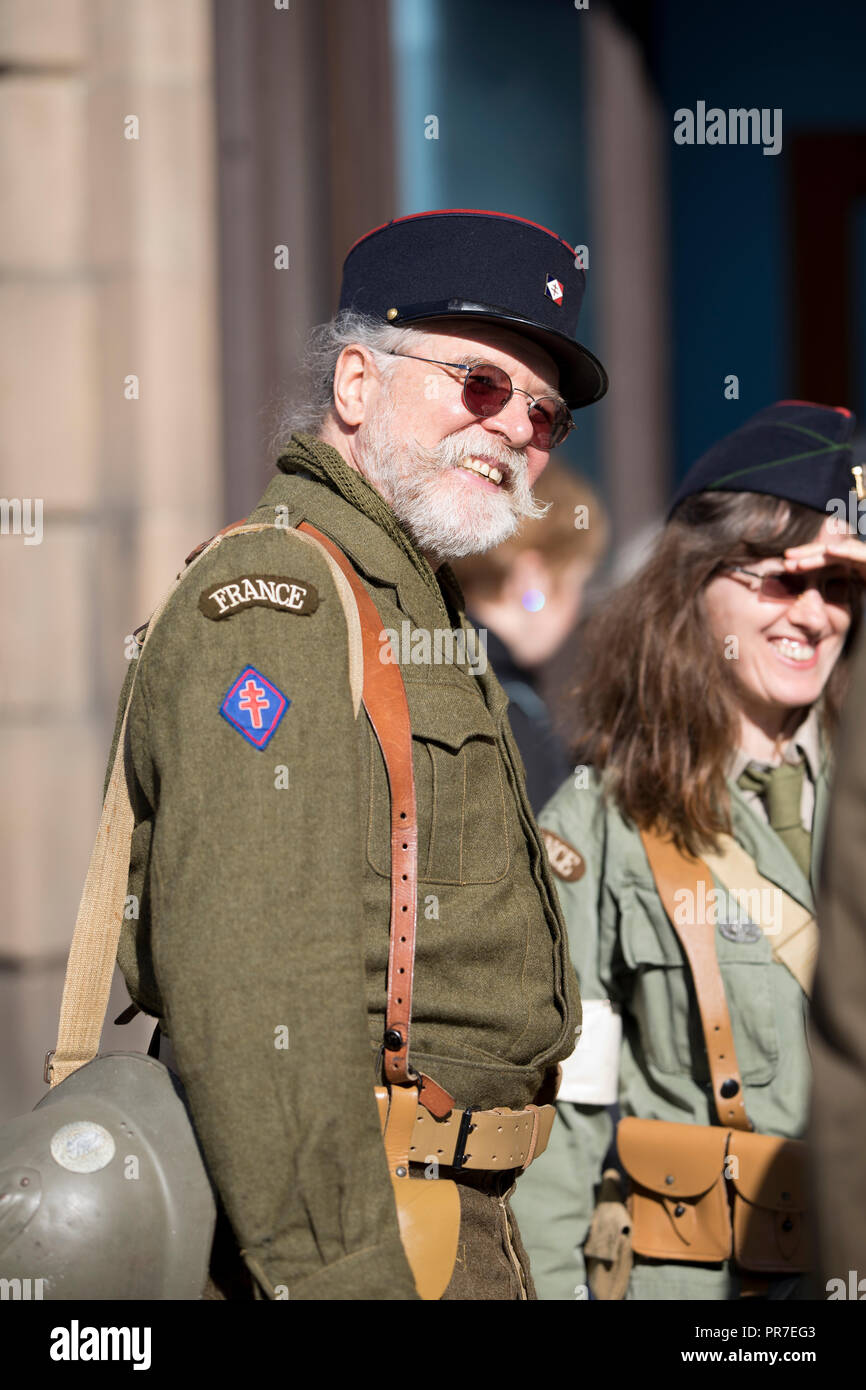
left=584, top=6, right=671, bottom=555
left=213, top=0, right=396, bottom=519
left=0, top=0, right=220, bottom=1118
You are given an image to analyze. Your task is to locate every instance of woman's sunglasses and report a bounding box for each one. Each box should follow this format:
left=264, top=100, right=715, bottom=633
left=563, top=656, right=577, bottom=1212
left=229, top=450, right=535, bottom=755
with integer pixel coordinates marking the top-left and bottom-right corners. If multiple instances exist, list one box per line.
left=380, top=351, right=575, bottom=450
left=726, top=565, right=861, bottom=607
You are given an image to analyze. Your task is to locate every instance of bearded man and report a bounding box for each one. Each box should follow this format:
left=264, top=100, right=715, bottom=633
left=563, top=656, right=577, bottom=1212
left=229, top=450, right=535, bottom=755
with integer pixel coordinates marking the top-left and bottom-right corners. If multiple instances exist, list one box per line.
left=107, top=209, right=608, bottom=1300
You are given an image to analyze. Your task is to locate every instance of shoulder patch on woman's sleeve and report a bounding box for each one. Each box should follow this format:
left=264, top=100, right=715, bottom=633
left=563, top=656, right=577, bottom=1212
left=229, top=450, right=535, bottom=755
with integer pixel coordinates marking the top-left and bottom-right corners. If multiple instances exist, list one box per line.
left=541, top=827, right=586, bottom=882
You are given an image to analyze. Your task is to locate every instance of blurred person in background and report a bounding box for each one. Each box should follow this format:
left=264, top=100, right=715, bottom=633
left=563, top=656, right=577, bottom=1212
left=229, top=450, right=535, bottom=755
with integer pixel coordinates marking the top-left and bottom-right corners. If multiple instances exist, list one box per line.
left=452, top=463, right=608, bottom=813
left=512, top=402, right=866, bottom=1300
left=810, top=595, right=866, bottom=1298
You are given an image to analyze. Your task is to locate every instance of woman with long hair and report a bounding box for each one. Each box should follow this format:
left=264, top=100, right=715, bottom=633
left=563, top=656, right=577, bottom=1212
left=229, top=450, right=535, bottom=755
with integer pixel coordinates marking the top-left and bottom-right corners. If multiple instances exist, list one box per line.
left=512, top=401, right=865, bottom=1300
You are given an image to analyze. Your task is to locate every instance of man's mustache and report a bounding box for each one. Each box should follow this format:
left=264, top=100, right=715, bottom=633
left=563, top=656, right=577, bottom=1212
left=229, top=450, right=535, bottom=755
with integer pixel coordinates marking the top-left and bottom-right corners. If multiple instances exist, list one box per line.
left=430, top=441, right=530, bottom=496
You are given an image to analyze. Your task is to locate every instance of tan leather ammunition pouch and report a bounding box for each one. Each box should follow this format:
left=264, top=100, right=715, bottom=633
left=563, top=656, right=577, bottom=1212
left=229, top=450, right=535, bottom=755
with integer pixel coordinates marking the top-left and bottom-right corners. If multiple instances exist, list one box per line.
left=618, top=1116, right=810, bottom=1274
left=619, top=1118, right=731, bottom=1263
left=727, top=1129, right=810, bottom=1273
left=623, top=830, right=812, bottom=1284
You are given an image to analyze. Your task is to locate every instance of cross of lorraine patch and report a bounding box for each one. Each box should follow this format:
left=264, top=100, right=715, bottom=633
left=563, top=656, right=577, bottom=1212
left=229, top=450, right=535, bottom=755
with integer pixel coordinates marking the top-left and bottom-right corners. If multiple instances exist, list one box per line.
left=544, top=275, right=564, bottom=305
left=220, top=665, right=289, bottom=749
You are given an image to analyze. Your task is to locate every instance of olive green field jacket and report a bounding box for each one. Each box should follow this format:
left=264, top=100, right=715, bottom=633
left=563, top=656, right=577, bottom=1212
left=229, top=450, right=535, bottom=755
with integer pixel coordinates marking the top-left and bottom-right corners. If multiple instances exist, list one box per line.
left=511, top=757, right=830, bottom=1301
left=105, top=434, right=578, bottom=1300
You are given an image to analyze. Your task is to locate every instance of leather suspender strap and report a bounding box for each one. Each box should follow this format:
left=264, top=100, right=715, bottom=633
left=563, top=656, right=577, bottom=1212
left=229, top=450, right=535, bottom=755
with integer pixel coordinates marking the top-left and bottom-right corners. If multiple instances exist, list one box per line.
left=298, top=523, right=454, bottom=1120
left=638, top=828, right=752, bottom=1132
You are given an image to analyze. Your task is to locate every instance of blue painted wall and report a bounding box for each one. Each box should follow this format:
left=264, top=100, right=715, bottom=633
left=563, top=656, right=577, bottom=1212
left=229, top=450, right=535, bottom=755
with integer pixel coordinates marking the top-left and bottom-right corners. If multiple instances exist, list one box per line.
left=389, top=0, right=866, bottom=499
left=654, top=0, right=866, bottom=479
left=389, top=0, right=603, bottom=484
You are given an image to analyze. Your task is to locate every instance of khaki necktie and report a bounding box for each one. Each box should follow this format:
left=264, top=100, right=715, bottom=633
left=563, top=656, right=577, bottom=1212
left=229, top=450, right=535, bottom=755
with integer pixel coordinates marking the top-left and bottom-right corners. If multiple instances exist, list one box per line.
left=737, top=759, right=812, bottom=879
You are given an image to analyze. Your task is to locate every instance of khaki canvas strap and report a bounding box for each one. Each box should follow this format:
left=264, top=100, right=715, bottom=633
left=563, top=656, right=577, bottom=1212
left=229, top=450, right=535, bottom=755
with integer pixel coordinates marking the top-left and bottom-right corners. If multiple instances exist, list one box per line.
left=47, top=522, right=370, bottom=1086
left=48, top=528, right=234, bottom=1085
left=638, top=828, right=751, bottom=1131
left=702, top=836, right=818, bottom=998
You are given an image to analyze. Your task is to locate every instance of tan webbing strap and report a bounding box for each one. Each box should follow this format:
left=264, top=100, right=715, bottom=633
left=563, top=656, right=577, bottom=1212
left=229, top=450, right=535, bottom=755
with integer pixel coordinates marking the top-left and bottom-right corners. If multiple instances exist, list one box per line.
left=702, top=836, right=818, bottom=998
left=48, top=521, right=363, bottom=1086
left=49, top=532, right=229, bottom=1085
left=298, top=523, right=454, bottom=1120
left=638, top=828, right=752, bottom=1131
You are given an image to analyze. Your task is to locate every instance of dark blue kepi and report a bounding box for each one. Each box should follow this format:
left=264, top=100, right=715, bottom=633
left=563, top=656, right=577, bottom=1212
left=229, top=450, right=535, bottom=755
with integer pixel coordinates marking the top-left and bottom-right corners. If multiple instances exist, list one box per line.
left=669, top=400, right=858, bottom=518
left=337, top=208, right=608, bottom=410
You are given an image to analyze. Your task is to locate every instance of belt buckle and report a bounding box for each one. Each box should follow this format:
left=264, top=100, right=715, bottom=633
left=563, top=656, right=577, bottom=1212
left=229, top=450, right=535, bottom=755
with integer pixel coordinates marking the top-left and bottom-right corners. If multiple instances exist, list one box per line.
left=452, top=1107, right=476, bottom=1170
left=519, top=1105, right=541, bottom=1170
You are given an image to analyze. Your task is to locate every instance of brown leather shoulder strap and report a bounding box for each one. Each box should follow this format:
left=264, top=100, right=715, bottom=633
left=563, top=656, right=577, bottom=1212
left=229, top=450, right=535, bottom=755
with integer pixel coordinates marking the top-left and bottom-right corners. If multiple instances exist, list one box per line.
left=298, top=523, right=453, bottom=1119
left=638, top=828, right=752, bottom=1131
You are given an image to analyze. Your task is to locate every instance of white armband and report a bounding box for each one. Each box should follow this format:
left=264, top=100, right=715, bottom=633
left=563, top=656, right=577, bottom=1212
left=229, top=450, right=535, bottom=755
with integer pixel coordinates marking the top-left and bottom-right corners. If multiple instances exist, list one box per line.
left=557, top=999, right=622, bottom=1105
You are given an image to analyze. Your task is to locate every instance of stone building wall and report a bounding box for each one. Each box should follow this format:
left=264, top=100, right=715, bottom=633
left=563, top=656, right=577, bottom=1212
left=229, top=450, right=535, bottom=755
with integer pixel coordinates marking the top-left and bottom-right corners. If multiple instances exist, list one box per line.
left=0, top=0, right=221, bottom=1118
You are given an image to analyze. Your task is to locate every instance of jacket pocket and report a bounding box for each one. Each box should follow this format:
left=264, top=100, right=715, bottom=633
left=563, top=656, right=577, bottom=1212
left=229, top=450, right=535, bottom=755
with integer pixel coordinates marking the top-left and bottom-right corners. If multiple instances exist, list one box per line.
left=617, top=885, right=779, bottom=1085
left=364, top=677, right=510, bottom=885
left=617, top=891, right=699, bottom=1078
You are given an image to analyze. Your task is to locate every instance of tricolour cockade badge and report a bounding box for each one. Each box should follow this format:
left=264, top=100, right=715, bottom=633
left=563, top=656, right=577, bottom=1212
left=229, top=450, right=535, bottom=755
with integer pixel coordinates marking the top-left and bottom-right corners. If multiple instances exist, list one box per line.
left=199, top=575, right=319, bottom=620
left=220, top=666, right=290, bottom=749
left=544, top=275, right=564, bottom=305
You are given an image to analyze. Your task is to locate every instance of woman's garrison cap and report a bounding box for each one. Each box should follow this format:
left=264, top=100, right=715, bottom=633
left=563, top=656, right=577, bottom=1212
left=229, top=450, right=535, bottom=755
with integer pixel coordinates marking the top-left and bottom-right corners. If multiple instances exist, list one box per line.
left=338, top=209, right=608, bottom=410
left=669, top=400, right=858, bottom=518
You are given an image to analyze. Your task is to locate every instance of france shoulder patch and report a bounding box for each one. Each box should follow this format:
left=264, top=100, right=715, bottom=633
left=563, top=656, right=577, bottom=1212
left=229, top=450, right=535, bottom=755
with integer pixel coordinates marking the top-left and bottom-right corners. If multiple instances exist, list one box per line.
left=220, top=666, right=290, bottom=749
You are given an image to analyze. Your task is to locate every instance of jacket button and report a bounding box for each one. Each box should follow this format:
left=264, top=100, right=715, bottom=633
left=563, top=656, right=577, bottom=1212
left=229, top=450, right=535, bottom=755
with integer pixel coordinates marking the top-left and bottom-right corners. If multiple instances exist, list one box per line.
left=674, top=1204, right=686, bottom=1217
left=720, top=1078, right=740, bottom=1098
left=384, top=1028, right=403, bottom=1050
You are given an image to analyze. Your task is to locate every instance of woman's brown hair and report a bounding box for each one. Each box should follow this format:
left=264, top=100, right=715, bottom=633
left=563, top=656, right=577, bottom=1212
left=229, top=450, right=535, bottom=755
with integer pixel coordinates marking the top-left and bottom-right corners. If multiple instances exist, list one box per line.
left=568, top=491, right=862, bottom=855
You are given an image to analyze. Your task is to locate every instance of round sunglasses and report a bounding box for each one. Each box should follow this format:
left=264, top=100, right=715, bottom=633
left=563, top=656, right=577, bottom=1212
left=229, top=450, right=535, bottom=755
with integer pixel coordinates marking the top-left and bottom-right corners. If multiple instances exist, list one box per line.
left=380, top=351, right=575, bottom=450
left=725, top=565, right=861, bottom=607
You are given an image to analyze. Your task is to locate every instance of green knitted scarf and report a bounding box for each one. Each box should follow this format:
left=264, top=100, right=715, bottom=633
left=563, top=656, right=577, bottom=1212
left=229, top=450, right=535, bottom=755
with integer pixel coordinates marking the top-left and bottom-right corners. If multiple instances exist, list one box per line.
left=275, top=432, right=462, bottom=611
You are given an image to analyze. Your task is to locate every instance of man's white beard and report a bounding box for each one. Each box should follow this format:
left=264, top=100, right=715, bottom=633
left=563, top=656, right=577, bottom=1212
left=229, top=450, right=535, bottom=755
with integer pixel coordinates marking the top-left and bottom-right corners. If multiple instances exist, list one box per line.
left=354, top=397, right=549, bottom=563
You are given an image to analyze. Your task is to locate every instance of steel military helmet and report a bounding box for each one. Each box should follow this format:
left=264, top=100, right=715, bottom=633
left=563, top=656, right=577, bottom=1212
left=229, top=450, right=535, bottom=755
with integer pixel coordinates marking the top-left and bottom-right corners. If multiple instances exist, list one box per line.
left=0, top=1054, right=215, bottom=1299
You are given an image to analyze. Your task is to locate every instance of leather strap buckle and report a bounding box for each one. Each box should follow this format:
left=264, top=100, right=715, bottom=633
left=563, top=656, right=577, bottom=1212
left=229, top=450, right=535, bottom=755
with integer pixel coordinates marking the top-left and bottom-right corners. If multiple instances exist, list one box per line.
left=43, top=1049, right=55, bottom=1084
left=520, top=1104, right=542, bottom=1170
left=452, top=1108, right=476, bottom=1170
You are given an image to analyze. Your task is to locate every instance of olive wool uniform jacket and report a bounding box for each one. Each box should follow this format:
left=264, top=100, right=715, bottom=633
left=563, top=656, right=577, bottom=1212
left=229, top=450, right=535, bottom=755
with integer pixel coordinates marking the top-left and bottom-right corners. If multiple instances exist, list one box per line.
left=811, top=635, right=866, bottom=1291
left=105, top=433, right=578, bottom=1300
left=511, top=755, right=829, bottom=1301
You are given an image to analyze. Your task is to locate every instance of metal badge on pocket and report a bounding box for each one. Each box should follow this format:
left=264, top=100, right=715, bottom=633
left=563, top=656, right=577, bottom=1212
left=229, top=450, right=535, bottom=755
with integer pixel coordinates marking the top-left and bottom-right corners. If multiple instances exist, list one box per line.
left=719, top=918, right=763, bottom=944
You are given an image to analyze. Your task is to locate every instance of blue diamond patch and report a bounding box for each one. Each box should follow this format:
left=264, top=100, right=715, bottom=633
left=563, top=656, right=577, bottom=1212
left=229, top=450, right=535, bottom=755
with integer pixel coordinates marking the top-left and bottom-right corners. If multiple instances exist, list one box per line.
left=220, top=666, right=289, bottom=749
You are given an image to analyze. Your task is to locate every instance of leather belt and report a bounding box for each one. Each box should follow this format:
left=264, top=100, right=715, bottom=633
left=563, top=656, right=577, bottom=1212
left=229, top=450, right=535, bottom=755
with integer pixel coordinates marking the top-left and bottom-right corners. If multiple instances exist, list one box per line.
left=374, top=1087, right=556, bottom=1171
